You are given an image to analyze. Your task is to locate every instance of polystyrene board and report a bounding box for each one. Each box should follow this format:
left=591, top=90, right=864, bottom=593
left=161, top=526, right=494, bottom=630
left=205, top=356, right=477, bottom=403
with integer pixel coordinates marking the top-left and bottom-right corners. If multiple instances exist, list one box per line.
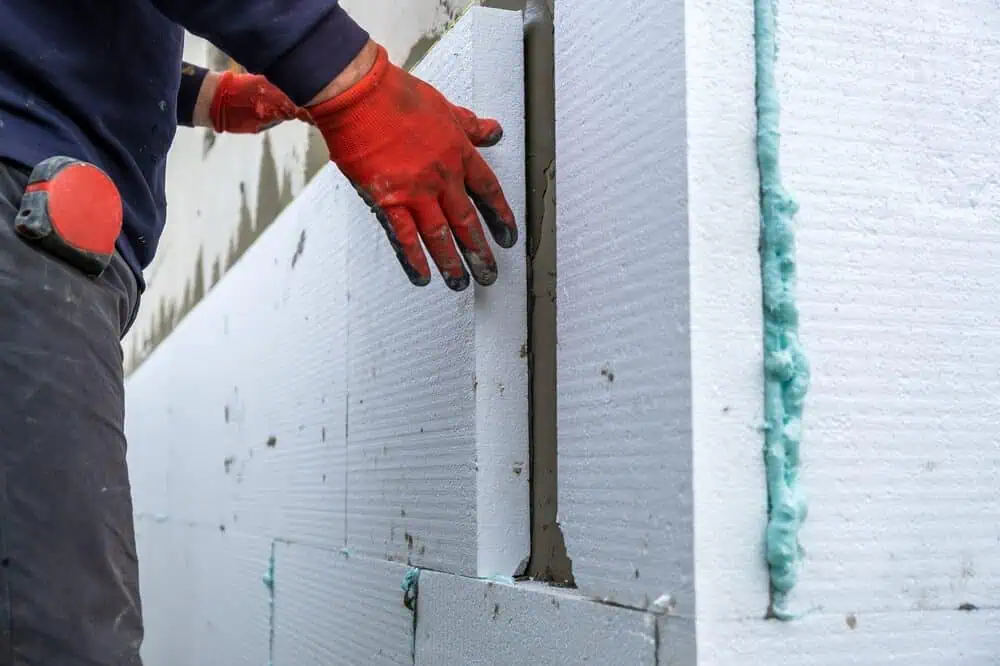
left=700, top=611, right=1000, bottom=665
left=684, top=0, right=770, bottom=621
left=344, top=7, right=528, bottom=577
left=136, top=523, right=271, bottom=666
left=414, top=572, right=657, bottom=665
left=127, top=168, right=351, bottom=549
left=554, top=0, right=695, bottom=611
left=770, top=0, right=1000, bottom=620
left=187, top=532, right=273, bottom=666
left=272, top=545, right=413, bottom=665
left=134, top=521, right=184, bottom=666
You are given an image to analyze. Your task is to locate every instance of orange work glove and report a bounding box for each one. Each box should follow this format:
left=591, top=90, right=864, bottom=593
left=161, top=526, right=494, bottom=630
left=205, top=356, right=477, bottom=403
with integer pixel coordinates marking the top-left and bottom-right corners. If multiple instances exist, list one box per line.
left=210, top=71, right=310, bottom=134
left=306, top=44, right=518, bottom=291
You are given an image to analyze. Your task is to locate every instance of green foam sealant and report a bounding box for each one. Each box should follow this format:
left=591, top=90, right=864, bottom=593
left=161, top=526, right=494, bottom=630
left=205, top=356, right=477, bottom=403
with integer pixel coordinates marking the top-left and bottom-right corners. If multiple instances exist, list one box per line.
left=754, top=0, right=810, bottom=620
left=263, top=542, right=276, bottom=665
left=401, top=568, right=420, bottom=661
left=401, top=567, right=420, bottom=612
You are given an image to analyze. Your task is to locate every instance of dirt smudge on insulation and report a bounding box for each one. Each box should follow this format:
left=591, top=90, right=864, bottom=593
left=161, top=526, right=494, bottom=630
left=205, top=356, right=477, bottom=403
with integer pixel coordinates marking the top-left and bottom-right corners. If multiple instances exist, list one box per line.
left=291, top=230, right=307, bottom=268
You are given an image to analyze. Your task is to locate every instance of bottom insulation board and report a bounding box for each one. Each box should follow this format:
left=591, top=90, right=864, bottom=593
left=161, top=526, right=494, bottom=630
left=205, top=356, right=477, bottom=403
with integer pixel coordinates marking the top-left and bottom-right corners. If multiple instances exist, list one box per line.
left=273, top=546, right=414, bottom=666
left=415, top=573, right=660, bottom=665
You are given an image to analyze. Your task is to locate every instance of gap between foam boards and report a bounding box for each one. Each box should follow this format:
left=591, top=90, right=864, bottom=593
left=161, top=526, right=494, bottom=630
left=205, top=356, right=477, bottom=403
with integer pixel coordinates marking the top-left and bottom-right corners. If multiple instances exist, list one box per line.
left=481, top=0, right=575, bottom=589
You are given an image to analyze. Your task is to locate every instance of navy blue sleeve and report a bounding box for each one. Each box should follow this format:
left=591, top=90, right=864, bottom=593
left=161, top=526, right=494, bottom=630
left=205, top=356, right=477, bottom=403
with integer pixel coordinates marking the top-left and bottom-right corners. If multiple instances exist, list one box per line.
left=147, top=2, right=369, bottom=106
left=177, top=62, right=209, bottom=127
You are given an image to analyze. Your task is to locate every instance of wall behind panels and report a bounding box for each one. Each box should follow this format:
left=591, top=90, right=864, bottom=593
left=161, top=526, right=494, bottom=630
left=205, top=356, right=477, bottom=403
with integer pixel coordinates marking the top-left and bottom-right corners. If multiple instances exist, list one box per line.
left=555, top=0, right=1000, bottom=664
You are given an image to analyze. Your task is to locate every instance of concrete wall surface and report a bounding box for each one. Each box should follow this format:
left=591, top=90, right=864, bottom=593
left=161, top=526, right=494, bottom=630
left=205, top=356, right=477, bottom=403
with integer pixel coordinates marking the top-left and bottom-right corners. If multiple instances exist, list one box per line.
left=556, top=0, right=1000, bottom=663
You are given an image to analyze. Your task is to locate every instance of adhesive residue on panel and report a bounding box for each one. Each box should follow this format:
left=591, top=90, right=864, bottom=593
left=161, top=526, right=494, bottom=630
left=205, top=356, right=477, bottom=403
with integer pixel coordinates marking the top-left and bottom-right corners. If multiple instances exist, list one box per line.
left=401, top=567, right=421, bottom=611
left=754, top=0, right=810, bottom=620
left=402, top=567, right=421, bottom=661
left=263, top=541, right=276, bottom=665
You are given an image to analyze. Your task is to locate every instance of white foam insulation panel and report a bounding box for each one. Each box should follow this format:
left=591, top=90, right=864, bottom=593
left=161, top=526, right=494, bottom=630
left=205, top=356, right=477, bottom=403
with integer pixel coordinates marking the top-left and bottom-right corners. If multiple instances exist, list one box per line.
left=126, top=8, right=526, bottom=662
left=553, top=0, right=698, bottom=616
left=414, top=572, right=658, bottom=665
left=558, top=0, right=1000, bottom=663
left=272, top=546, right=414, bottom=665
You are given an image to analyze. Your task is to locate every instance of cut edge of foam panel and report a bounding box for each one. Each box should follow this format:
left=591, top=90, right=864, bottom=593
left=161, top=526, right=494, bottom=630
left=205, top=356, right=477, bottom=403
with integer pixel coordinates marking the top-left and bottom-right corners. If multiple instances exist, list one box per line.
left=408, top=6, right=529, bottom=579
left=462, top=7, right=531, bottom=579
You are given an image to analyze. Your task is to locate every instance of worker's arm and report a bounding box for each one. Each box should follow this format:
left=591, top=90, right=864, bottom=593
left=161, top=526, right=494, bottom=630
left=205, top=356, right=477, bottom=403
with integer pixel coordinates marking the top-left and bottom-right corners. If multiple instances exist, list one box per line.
left=152, top=1, right=517, bottom=291
left=177, top=61, right=307, bottom=133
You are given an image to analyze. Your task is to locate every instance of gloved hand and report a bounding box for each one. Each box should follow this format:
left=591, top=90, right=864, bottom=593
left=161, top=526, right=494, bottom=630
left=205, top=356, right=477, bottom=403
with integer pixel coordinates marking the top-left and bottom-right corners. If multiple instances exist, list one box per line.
left=306, top=44, right=518, bottom=291
left=211, top=71, right=310, bottom=134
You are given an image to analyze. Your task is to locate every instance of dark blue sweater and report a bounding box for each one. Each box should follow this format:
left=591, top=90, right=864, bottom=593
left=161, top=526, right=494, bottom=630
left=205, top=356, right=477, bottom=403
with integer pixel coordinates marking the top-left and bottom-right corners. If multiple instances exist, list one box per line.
left=0, top=1, right=368, bottom=288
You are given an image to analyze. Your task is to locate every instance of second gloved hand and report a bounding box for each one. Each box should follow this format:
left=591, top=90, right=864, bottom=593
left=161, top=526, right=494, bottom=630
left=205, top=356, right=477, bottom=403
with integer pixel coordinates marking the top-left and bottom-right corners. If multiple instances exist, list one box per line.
left=306, top=43, right=518, bottom=291
left=211, top=71, right=310, bottom=134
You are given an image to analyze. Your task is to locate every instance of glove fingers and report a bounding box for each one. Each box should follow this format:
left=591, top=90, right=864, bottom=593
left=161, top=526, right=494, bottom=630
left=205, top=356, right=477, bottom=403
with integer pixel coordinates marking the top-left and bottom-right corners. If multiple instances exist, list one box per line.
left=450, top=105, right=504, bottom=147
left=463, top=150, right=518, bottom=249
left=412, top=201, right=470, bottom=292
left=365, top=197, right=431, bottom=287
left=440, top=185, right=499, bottom=286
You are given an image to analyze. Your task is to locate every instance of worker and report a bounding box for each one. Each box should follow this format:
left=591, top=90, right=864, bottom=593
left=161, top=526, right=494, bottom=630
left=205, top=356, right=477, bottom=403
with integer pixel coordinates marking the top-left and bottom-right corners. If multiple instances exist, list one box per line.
left=0, top=2, right=517, bottom=664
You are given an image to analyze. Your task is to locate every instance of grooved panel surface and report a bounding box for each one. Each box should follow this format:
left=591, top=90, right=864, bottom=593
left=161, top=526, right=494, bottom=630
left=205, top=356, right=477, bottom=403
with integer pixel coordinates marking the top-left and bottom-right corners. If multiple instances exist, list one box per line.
left=414, top=572, right=657, bottom=665
left=773, top=0, right=1000, bottom=621
left=345, top=8, right=528, bottom=577
left=554, top=0, right=695, bottom=612
left=128, top=170, right=351, bottom=550
left=700, top=612, right=1000, bottom=665
left=126, top=8, right=526, bottom=662
left=272, top=546, right=413, bottom=666
left=135, top=523, right=272, bottom=666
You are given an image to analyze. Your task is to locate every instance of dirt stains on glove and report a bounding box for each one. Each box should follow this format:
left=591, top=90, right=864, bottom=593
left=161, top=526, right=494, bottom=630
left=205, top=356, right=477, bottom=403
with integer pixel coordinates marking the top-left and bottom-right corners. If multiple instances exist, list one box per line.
left=211, top=72, right=307, bottom=134
left=307, top=44, right=518, bottom=291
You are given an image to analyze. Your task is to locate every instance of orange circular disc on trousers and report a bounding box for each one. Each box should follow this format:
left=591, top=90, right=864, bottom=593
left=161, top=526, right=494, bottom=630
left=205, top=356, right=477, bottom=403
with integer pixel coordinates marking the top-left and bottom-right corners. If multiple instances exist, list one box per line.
left=26, top=162, right=123, bottom=256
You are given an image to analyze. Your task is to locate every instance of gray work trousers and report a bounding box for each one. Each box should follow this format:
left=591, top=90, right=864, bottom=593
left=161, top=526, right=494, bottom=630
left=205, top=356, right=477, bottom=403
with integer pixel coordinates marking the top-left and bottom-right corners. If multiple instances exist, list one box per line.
left=0, top=161, right=144, bottom=664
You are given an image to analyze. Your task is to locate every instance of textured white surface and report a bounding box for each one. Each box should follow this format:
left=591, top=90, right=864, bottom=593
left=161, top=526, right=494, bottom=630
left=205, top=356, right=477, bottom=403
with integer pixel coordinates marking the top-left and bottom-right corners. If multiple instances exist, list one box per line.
left=700, top=611, right=1000, bottom=665
left=554, top=0, right=696, bottom=614
left=273, top=546, right=413, bottom=666
left=685, top=0, right=769, bottom=622
left=776, top=0, right=1000, bottom=621
left=699, top=0, right=1000, bottom=662
left=135, top=523, right=272, bottom=666
left=558, top=0, right=1000, bottom=663
left=127, top=9, right=526, bottom=662
left=414, top=572, right=657, bottom=665
left=344, top=8, right=528, bottom=577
